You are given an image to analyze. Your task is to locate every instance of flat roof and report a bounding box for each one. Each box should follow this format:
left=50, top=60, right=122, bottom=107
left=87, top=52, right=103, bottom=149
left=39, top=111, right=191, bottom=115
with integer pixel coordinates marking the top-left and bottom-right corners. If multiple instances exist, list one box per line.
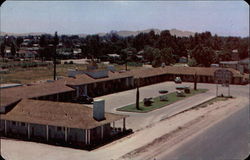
left=220, top=61, right=239, bottom=64
left=1, top=99, right=127, bottom=129
left=0, top=83, right=23, bottom=89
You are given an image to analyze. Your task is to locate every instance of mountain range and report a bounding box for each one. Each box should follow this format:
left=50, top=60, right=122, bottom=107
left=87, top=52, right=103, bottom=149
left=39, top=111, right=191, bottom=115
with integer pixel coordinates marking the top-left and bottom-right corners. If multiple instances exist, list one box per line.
left=1, top=28, right=196, bottom=37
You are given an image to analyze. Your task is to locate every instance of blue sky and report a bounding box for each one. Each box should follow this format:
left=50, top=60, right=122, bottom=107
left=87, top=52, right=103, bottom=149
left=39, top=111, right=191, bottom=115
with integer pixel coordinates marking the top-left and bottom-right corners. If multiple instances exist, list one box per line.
left=0, top=1, right=249, bottom=37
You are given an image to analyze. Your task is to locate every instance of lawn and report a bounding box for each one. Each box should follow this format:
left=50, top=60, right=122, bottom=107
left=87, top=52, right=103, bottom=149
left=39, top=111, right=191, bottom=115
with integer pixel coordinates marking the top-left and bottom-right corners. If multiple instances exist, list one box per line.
left=0, top=62, right=142, bottom=84
left=116, top=89, right=208, bottom=113
left=0, top=64, right=87, bottom=84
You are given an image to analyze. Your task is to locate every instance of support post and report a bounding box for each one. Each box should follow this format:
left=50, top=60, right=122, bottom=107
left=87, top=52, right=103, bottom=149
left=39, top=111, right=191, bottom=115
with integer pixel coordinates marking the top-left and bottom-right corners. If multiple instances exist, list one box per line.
left=84, top=85, right=88, bottom=95
left=101, top=126, right=104, bottom=140
left=228, top=85, right=230, bottom=97
left=113, top=121, right=115, bottom=128
left=4, top=120, right=7, bottom=136
left=28, top=123, right=30, bottom=140
left=76, top=87, right=79, bottom=97
left=123, top=118, right=126, bottom=132
left=85, top=129, right=88, bottom=144
left=88, top=129, right=91, bottom=145
left=216, top=83, right=218, bottom=97
left=64, top=127, right=67, bottom=142
left=46, top=125, right=49, bottom=141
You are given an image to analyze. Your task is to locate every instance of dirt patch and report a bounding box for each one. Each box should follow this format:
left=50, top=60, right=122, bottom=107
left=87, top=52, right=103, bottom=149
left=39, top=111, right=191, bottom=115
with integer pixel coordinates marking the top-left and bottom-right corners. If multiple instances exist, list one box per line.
left=120, top=97, right=247, bottom=160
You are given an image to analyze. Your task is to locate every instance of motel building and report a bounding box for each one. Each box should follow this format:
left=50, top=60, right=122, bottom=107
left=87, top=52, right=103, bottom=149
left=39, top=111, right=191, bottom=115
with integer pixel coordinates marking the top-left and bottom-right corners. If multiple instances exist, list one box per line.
left=66, top=69, right=134, bottom=97
left=0, top=99, right=128, bottom=148
left=0, top=80, right=75, bottom=113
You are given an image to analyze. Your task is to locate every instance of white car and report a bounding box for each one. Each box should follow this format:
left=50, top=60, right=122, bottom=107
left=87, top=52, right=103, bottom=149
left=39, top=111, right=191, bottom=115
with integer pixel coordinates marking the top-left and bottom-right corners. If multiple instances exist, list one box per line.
left=176, top=90, right=185, bottom=97
left=175, top=77, right=182, bottom=83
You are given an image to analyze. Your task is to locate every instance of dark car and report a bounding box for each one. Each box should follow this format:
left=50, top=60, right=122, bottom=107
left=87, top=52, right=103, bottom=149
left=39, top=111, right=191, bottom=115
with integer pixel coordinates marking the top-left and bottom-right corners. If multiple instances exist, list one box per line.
left=72, top=95, right=93, bottom=104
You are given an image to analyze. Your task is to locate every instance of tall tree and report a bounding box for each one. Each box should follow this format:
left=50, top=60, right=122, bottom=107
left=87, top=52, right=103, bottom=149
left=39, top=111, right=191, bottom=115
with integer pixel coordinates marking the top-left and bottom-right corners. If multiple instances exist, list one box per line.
left=194, top=72, right=197, bottom=90
left=136, top=78, right=140, bottom=110
left=160, top=47, right=175, bottom=65
left=53, top=31, right=59, bottom=80
left=0, top=43, right=5, bottom=62
left=11, top=42, right=16, bottom=58
left=191, top=44, right=215, bottom=67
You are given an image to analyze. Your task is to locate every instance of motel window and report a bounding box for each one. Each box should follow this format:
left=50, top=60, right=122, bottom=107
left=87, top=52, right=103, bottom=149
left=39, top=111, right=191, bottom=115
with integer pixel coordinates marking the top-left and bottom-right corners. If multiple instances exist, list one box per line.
left=57, top=126, right=62, bottom=131
left=21, top=122, right=26, bottom=126
left=12, top=121, right=16, bottom=126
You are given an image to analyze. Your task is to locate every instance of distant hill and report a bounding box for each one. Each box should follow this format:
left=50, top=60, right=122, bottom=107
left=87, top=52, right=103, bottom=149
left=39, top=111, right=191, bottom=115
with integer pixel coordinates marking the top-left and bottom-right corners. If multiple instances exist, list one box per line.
left=97, top=28, right=195, bottom=37
left=84, top=28, right=195, bottom=37
left=169, top=29, right=195, bottom=37
left=1, top=28, right=196, bottom=37
left=0, top=32, right=48, bottom=36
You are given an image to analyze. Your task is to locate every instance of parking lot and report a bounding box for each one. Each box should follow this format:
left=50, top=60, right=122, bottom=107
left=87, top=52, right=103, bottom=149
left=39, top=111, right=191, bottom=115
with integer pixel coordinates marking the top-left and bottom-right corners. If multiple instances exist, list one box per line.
left=88, top=82, right=218, bottom=130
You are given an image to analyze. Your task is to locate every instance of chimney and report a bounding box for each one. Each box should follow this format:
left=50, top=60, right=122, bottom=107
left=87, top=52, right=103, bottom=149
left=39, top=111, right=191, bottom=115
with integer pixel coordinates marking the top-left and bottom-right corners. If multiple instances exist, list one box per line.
left=93, top=99, right=105, bottom=121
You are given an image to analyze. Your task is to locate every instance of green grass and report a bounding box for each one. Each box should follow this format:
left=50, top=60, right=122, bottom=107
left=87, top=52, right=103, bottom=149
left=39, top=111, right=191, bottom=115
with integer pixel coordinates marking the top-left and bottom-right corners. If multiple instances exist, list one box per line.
left=0, top=62, right=143, bottom=84
left=117, top=89, right=208, bottom=113
left=0, top=64, right=88, bottom=84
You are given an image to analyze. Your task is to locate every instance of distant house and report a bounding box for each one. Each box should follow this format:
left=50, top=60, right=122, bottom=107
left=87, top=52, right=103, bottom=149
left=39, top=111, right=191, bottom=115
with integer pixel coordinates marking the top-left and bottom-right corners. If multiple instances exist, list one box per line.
left=32, top=44, right=39, bottom=47
left=179, top=56, right=188, bottom=63
left=73, top=48, right=82, bottom=55
left=107, top=54, right=120, bottom=62
left=219, top=61, right=238, bottom=70
left=136, top=55, right=143, bottom=60
left=107, top=54, right=120, bottom=58
left=21, top=39, right=31, bottom=47
left=231, top=49, right=239, bottom=61
left=4, top=48, right=12, bottom=58
left=137, top=50, right=144, bottom=55
left=17, top=50, right=38, bottom=59
left=210, top=64, right=219, bottom=68
left=58, top=42, right=63, bottom=48
left=219, top=60, right=246, bottom=74
left=239, top=58, right=250, bottom=73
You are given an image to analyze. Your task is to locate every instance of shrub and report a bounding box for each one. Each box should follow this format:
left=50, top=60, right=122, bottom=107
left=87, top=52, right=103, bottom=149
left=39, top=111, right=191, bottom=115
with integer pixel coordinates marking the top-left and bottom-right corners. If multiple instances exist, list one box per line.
left=127, top=62, right=143, bottom=67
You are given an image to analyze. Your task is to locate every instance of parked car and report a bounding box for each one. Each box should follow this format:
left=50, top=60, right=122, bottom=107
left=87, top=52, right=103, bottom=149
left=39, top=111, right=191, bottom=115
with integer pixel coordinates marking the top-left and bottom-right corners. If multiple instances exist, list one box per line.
left=176, top=90, right=185, bottom=97
left=72, top=95, right=93, bottom=104
left=175, top=77, right=182, bottom=83
left=143, top=97, right=154, bottom=106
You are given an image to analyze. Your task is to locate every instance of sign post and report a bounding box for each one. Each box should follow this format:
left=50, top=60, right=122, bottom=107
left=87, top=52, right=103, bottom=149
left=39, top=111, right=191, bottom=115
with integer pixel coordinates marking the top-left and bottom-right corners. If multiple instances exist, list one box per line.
left=216, top=83, right=218, bottom=97
left=214, top=69, right=233, bottom=97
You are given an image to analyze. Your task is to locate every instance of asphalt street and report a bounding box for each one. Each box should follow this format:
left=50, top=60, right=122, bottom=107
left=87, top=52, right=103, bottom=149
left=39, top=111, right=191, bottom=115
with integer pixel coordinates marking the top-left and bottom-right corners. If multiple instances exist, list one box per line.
left=158, top=104, right=250, bottom=160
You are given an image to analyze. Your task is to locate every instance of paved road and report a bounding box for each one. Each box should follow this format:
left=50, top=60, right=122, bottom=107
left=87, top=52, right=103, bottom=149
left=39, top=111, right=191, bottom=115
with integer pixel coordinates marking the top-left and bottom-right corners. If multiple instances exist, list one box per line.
left=158, top=105, right=250, bottom=160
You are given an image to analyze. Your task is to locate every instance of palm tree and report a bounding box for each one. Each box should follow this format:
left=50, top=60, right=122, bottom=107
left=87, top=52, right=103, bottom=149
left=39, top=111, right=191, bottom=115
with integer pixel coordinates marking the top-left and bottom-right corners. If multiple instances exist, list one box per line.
left=136, top=78, right=140, bottom=110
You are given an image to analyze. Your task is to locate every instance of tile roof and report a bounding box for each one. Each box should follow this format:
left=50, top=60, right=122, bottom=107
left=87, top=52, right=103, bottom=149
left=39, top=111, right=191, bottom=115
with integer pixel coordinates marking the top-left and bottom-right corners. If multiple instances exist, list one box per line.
left=66, top=71, right=133, bottom=86
left=0, top=80, right=75, bottom=108
left=127, top=66, right=243, bottom=78
left=1, top=99, right=126, bottom=129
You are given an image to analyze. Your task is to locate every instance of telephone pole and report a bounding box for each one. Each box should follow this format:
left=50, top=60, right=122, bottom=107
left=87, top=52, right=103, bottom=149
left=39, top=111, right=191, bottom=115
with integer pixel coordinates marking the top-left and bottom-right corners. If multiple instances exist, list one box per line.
left=53, top=31, right=59, bottom=80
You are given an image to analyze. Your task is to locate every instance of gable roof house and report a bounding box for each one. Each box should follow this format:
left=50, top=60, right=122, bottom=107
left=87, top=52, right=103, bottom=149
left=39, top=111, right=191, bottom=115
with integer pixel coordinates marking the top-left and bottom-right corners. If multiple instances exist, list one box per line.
left=0, top=80, right=75, bottom=113
left=0, top=98, right=128, bottom=148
